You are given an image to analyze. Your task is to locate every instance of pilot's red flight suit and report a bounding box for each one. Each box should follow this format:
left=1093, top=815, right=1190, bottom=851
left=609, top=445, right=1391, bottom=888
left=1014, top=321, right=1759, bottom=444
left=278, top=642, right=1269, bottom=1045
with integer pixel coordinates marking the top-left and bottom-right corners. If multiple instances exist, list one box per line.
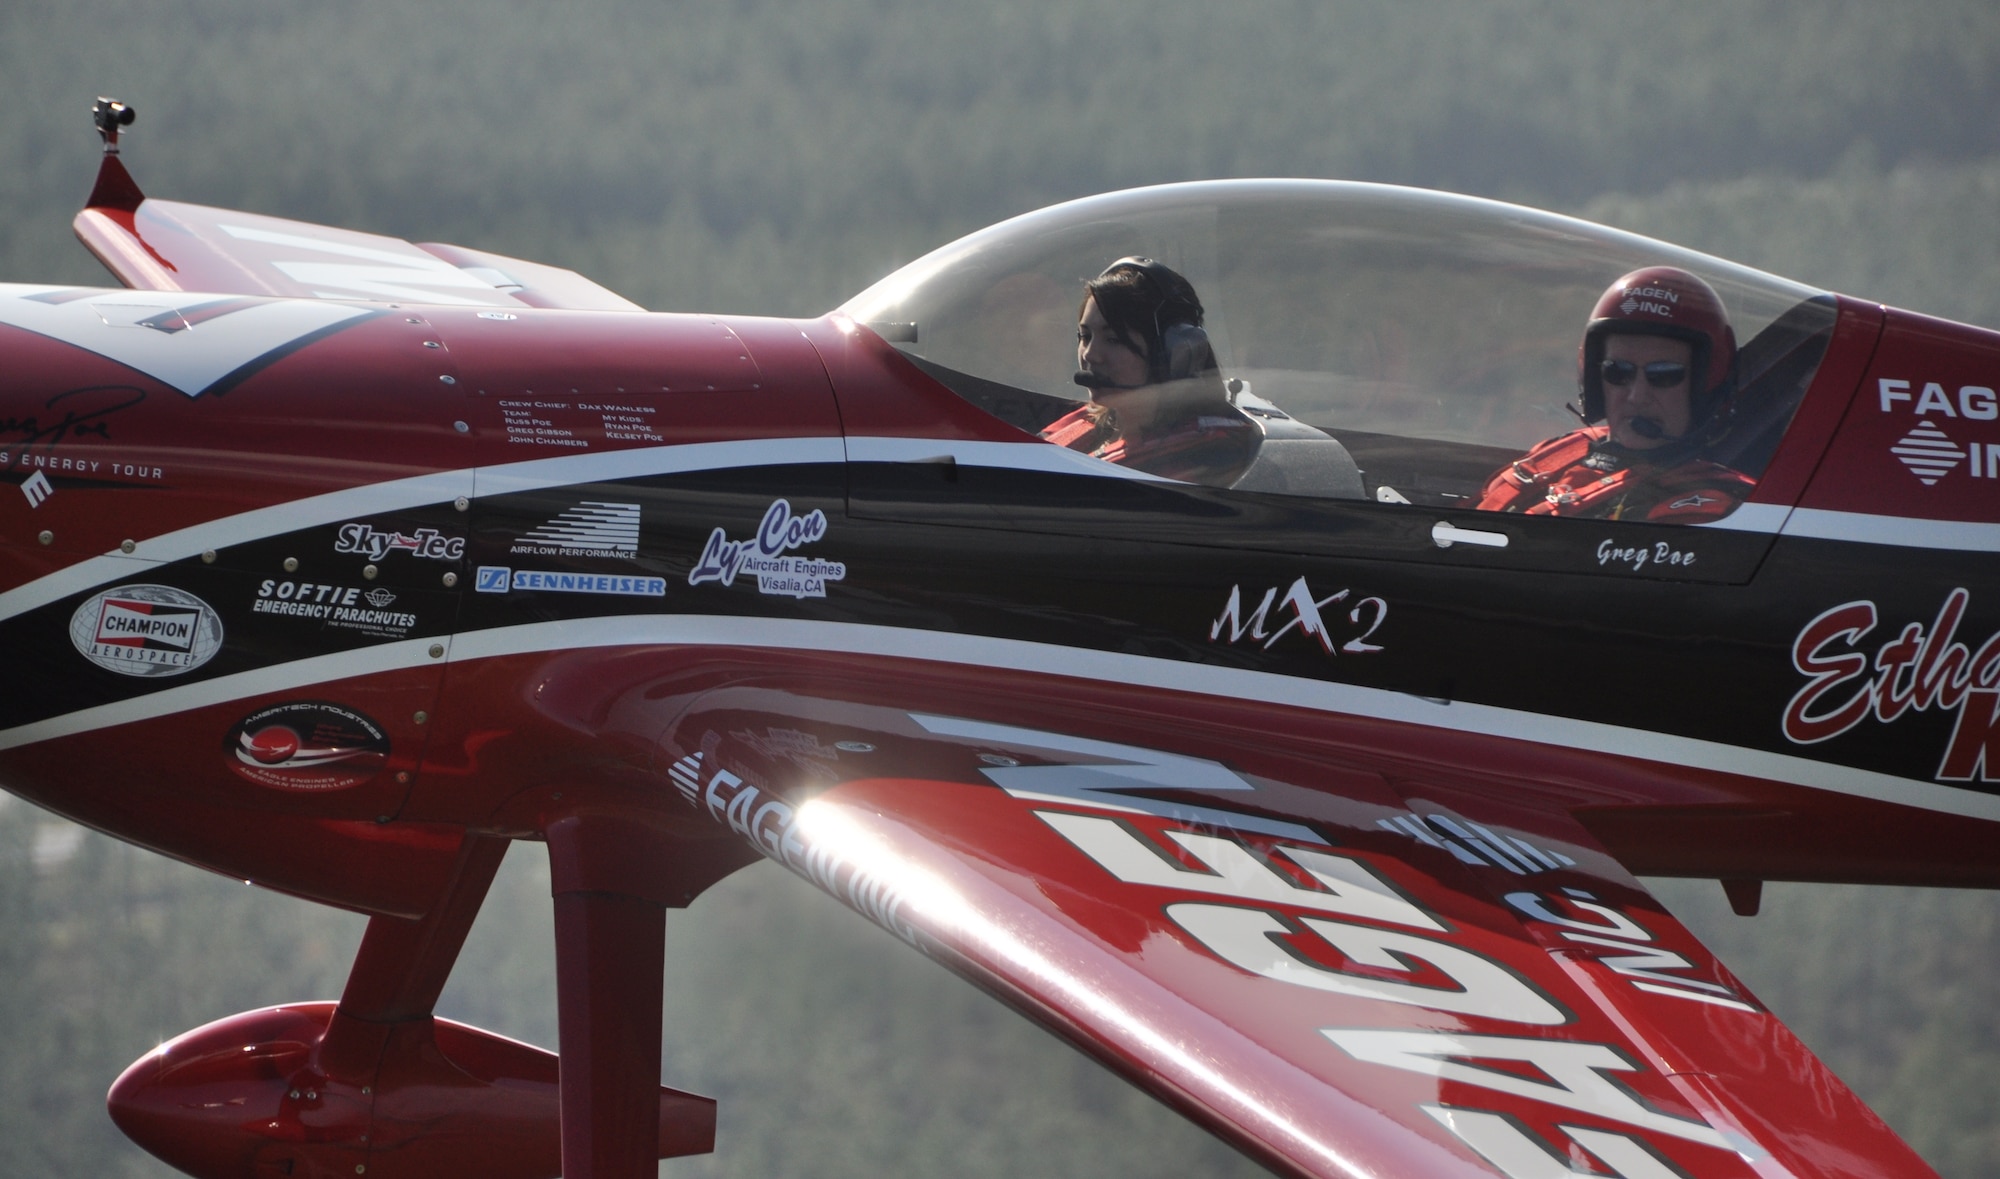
left=1476, top=425, right=1755, bottom=523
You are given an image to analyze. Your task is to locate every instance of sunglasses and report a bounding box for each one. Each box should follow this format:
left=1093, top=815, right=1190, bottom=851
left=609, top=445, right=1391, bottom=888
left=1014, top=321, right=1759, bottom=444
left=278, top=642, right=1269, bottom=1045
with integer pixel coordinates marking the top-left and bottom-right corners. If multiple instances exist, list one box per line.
left=1600, top=359, right=1688, bottom=388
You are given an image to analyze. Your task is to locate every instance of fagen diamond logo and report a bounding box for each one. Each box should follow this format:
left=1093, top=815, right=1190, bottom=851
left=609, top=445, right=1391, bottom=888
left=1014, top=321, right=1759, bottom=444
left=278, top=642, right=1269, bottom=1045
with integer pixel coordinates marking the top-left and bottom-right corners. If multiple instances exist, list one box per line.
left=1892, top=421, right=1966, bottom=486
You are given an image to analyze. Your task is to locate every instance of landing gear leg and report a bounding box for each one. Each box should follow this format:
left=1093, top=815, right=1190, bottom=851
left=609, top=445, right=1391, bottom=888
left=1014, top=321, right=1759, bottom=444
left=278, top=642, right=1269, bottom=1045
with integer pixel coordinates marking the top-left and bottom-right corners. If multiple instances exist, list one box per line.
left=547, top=815, right=728, bottom=1179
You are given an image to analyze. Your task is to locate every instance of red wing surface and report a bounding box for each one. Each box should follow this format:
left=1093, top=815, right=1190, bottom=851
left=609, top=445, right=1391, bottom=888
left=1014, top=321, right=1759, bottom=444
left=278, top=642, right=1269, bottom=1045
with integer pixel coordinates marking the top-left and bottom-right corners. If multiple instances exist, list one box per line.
left=75, top=190, right=640, bottom=311
left=666, top=699, right=1932, bottom=1179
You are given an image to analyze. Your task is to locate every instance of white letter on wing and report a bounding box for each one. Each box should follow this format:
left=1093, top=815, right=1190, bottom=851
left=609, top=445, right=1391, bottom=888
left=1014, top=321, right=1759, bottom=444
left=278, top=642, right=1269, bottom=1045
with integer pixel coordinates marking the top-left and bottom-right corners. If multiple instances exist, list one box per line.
left=1038, top=811, right=1440, bottom=930
left=1169, top=904, right=1567, bottom=1025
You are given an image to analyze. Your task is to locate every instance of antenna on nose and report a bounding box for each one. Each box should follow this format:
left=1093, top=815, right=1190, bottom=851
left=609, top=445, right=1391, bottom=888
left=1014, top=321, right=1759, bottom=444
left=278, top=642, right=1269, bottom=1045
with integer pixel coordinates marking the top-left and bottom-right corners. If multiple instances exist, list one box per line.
left=92, top=97, right=136, bottom=154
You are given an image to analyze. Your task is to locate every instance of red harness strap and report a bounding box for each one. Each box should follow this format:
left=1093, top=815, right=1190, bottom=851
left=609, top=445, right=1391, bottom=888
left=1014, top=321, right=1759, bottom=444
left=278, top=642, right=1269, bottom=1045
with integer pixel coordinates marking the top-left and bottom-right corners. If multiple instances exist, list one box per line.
left=1041, top=407, right=1111, bottom=452
left=1476, top=427, right=1755, bottom=523
left=1042, top=406, right=1257, bottom=486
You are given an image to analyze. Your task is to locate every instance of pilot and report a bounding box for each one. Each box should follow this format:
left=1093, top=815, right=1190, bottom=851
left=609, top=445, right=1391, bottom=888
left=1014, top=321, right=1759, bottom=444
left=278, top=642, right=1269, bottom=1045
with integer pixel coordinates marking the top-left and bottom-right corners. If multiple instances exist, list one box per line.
left=1476, top=266, right=1755, bottom=522
left=1039, top=257, right=1257, bottom=486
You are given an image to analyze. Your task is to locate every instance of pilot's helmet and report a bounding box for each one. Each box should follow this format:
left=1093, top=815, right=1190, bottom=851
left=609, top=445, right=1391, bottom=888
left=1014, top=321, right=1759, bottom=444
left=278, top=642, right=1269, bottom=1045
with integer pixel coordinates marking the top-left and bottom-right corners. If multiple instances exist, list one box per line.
left=1577, top=266, right=1737, bottom=432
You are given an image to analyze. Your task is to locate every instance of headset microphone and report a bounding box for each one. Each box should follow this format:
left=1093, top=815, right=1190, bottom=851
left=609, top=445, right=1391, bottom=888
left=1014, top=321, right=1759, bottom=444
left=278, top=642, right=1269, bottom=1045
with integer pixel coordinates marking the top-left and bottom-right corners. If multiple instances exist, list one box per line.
left=1626, top=416, right=1666, bottom=440
left=1072, top=370, right=1112, bottom=389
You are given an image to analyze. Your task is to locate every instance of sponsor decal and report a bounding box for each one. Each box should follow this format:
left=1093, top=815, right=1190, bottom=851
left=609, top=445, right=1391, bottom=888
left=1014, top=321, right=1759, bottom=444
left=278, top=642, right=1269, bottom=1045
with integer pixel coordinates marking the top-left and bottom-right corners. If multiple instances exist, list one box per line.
left=333, top=523, right=465, bottom=562
left=1876, top=380, right=2000, bottom=485
left=253, top=579, right=418, bottom=639
left=224, top=701, right=390, bottom=792
left=670, top=748, right=913, bottom=939
left=1594, top=538, right=1696, bottom=572
left=1786, top=589, right=2000, bottom=782
left=498, top=569, right=666, bottom=597
left=3, top=451, right=167, bottom=483
left=1616, top=284, right=1679, bottom=319
left=69, top=584, right=224, bottom=677
left=1209, top=577, right=1387, bottom=655
left=1502, top=888, right=1756, bottom=1012
left=509, top=501, right=640, bottom=558
left=20, top=470, right=51, bottom=508
left=688, top=498, right=847, bottom=600
left=1892, top=421, right=1964, bottom=485
left=1878, top=378, right=1998, bottom=420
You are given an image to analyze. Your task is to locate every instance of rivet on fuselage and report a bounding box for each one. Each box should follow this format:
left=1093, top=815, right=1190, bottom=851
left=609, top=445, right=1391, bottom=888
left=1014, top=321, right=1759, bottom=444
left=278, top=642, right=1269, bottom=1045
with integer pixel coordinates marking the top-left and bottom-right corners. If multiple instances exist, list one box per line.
left=442, top=572, right=458, bottom=587
left=201, top=549, right=217, bottom=563
left=283, top=557, right=298, bottom=573
left=37, top=531, right=52, bottom=546
left=428, top=643, right=445, bottom=659
left=119, top=539, right=135, bottom=554
left=395, top=772, right=410, bottom=784
left=413, top=711, right=428, bottom=724
left=423, top=340, right=442, bottom=349
left=439, top=375, right=457, bottom=385
left=363, top=564, right=379, bottom=580
left=454, top=496, right=470, bottom=512
left=453, top=420, right=469, bottom=433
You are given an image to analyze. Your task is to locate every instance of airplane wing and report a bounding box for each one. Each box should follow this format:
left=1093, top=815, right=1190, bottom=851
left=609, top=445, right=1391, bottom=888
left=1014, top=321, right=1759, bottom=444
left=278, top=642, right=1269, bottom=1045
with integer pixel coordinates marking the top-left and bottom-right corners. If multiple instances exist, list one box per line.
left=72, top=154, right=641, bottom=311
left=662, top=691, right=1933, bottom=1179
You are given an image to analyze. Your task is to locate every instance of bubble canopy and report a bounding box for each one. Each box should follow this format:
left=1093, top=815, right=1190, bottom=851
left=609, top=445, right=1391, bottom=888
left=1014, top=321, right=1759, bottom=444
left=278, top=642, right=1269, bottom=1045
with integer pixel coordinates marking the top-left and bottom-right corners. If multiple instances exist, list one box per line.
left=840, top=181, right=1831, bottom=510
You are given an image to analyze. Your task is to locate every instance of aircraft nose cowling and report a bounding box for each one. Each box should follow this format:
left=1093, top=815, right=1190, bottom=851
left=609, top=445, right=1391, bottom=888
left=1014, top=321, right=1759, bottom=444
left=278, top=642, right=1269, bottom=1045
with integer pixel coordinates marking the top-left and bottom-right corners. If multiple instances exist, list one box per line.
left=109, top=1003, right=715, bottom=1179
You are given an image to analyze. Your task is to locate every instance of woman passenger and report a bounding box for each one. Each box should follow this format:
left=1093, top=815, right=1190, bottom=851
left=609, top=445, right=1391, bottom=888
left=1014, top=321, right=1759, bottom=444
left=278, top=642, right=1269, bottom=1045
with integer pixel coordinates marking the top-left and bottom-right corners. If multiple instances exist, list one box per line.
left=1040, top=257, right=1257, bottom=486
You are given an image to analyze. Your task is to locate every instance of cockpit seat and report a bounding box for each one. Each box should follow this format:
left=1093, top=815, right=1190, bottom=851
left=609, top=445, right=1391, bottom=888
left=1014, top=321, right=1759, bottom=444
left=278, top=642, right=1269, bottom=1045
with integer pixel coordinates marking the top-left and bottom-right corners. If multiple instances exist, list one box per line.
left=1227, top=392, right=1366, bottom=499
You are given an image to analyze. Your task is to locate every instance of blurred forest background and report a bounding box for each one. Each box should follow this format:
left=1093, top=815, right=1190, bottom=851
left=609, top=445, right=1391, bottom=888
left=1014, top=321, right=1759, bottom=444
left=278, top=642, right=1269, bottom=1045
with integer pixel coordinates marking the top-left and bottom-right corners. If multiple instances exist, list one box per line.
left=2, top=0, right=1999, bottom=1175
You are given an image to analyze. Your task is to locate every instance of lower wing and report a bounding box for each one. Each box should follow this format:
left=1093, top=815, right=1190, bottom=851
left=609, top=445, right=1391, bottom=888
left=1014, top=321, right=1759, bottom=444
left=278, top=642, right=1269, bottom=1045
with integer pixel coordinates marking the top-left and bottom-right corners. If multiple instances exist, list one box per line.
left=663, top=689, right=1932, bottom=1179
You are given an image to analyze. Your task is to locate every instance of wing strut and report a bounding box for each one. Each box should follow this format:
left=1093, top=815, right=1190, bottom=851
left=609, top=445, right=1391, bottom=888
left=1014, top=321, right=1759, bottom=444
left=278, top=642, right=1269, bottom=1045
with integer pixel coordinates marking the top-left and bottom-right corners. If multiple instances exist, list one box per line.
left=316, top=834, right=513, bottom=1071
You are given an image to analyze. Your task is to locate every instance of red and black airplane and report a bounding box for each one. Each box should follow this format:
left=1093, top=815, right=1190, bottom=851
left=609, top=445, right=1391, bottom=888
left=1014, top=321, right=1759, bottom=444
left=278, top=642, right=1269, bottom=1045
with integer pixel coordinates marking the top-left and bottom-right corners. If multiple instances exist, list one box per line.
left=3, top=99, right=1995, bottom=1179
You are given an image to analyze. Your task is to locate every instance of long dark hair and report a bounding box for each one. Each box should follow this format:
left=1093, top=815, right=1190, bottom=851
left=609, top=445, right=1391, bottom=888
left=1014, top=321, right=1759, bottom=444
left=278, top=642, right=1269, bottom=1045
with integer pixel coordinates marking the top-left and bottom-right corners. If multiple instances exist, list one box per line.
left=1081, top=257, right=1208, bottom=385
